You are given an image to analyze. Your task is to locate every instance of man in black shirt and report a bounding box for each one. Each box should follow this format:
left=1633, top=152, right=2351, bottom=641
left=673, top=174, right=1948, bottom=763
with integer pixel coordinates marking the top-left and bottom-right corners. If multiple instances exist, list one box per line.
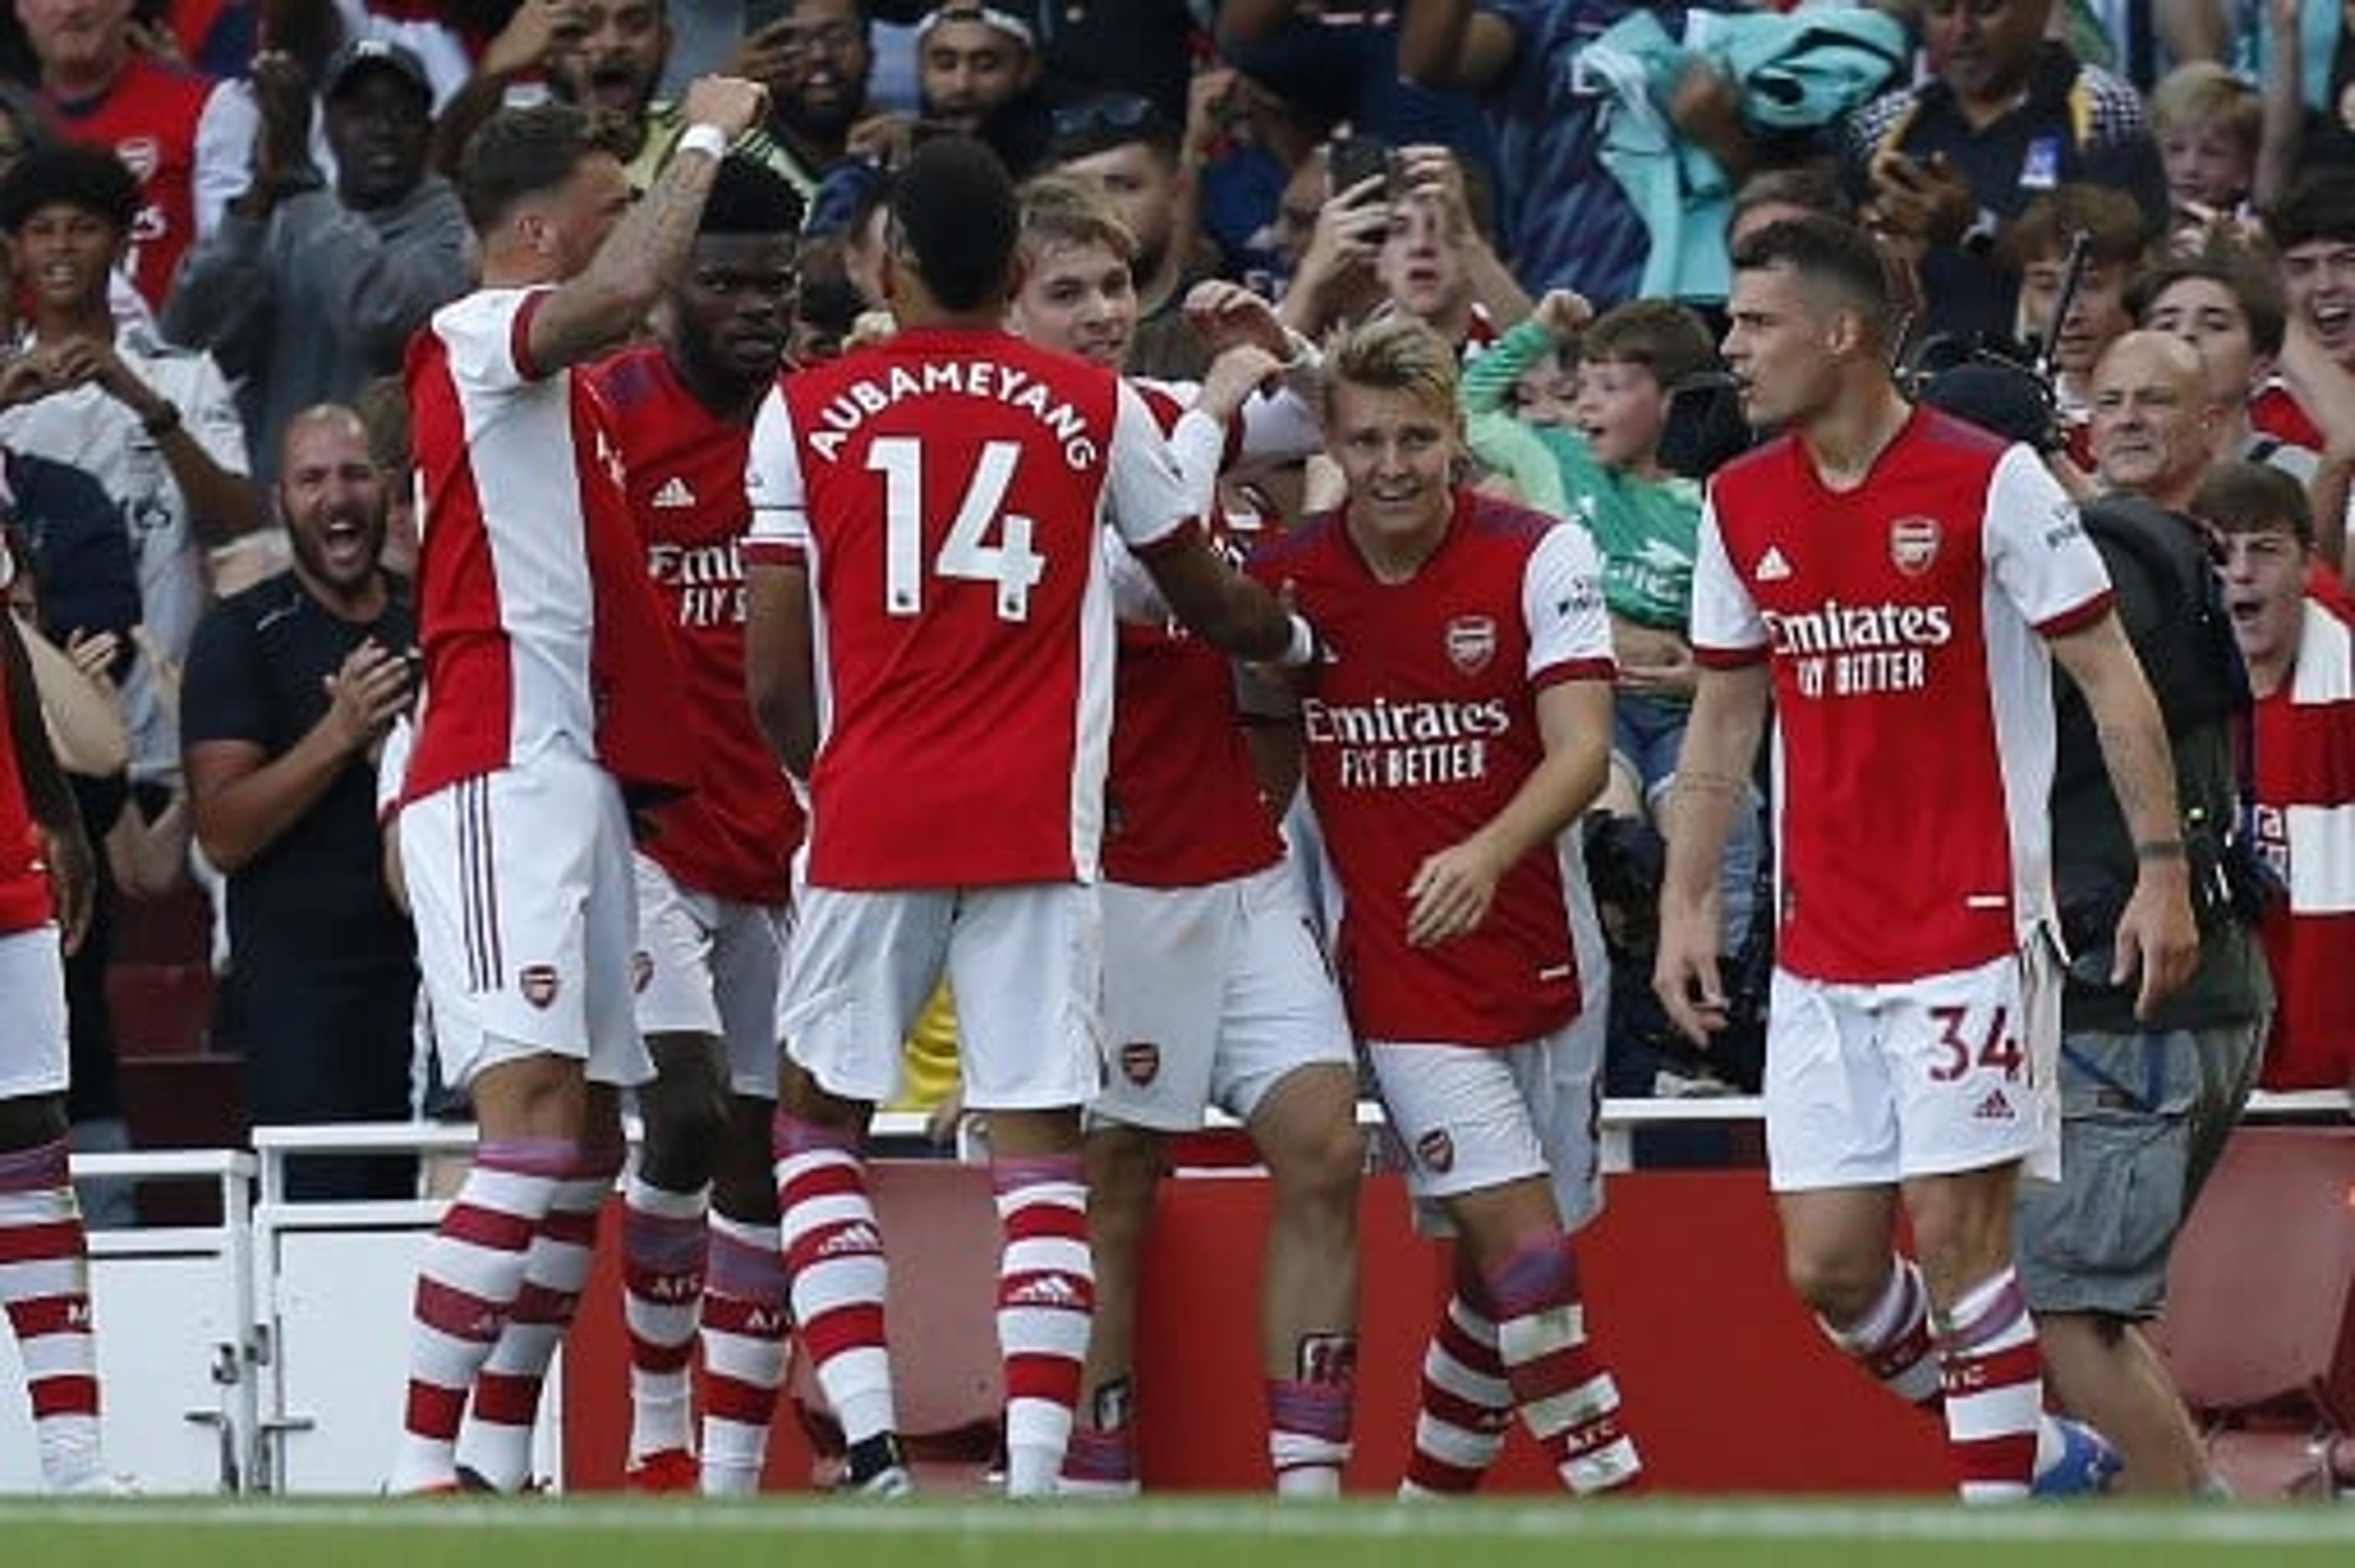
left=182, top=404, right=418, bottom=1199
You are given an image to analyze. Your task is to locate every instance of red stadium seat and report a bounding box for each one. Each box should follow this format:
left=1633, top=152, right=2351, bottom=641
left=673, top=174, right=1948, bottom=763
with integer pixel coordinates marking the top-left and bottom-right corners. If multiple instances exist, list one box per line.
left=2151, top=1126, right=2355, bottom=1494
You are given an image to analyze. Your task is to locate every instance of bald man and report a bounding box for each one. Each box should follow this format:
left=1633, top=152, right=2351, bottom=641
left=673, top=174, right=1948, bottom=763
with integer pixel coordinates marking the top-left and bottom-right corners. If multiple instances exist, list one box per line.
left=2088, top=330, right=2224, bottom=512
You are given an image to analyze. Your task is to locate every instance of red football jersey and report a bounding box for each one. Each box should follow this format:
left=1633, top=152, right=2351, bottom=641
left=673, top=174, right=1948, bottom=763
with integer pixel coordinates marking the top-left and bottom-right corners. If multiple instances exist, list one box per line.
left=2250, top=597, right=2355, bottom=1092
left=743, top=326, right=1195, bottom=888
left=1249, top=491, right=1615, bottom=1046
left=1691, top=408, right=2113, bottom=983
left=46, top=55, right=222, bottom=311
left=1101, top=382, right=1285, bottom=888
left=2251, top=381, right=2325, bottom=452
left=588, top=345, right=802, bottom=906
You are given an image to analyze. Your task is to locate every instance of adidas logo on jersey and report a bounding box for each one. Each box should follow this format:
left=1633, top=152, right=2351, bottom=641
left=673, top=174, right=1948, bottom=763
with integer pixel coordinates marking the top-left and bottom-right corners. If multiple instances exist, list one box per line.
left=1006, top=1272, right=1086, bottom=1309
left=1755, top=546, right=1793, bottom=582
left=1972, top=1087, right=2015, bottom=1122
left=814, top=1221, right=883, bottom=1258
left=653, top=476, right=697, bottom=510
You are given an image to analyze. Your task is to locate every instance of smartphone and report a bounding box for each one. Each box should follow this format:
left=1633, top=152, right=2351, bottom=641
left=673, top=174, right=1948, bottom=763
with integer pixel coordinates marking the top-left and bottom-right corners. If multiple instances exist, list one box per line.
left=1327, top=132, right=1396, bottom=201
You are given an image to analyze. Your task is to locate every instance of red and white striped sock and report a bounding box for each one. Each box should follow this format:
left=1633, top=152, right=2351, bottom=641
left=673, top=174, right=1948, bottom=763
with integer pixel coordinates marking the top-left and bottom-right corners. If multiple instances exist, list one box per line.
left=621, top=1169, right=708, bottom=1464
left=1936, top=1266, right=2043, bottom=1502
left=774, top=1112, right=895, bottom=1449
left=458, top=1153, right=616, bottom=1491
left=699, top=1212, right=790, bottom=1496
left=0, top=1139, right=102, bottom=1491
left=1819, top=1253, right=1943, bottom=1408
left=1487, top=1239, right=1640, bottom=1495
left=1401, top=1288, right=1512, bottom=1497
left=387, top=1139, right=569, bottom=1493
left=993, top=1153, right=1093, bottom=1499
left=1266, top=1363, right=1355, bottom=1497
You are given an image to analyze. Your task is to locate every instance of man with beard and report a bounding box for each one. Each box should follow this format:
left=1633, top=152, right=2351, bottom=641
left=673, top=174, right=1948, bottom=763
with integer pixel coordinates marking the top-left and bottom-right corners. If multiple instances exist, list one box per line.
left=180, top=405, right=420, bottom=1200
left=434, top=0, right=684, bottom=191
left=582, top=156, right=805, bottom=1496
left=733, top=0, right=876, bottom=197
left=164, top=40, right=472, bottom=487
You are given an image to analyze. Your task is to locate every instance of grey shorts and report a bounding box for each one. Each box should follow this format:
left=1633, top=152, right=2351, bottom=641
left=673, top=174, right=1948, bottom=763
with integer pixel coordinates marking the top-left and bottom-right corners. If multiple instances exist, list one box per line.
left=2015, top=1021, right=2264, bottom=1319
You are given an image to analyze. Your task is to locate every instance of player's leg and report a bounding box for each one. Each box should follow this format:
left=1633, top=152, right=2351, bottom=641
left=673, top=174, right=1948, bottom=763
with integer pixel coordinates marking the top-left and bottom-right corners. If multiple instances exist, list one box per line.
left=773, top=885, right=944, bottom=1495
left=1061, top=1118, right=1160, bottom=1496
left=1400, top=1258, right=1512, bottom=1496
left=1222, top=864, right=1365, bottom=1496
left=700, top=1091, right=788, bottom=1496
left=457, top=769, right=651, bottom=1493
left=0, top=924, right=115, bottom=1493
left=1062, top=880, right=1223, bottom=1496
left=389, top=771, right=605, bottom=1494
left=619, top=857, right=732, bottom=1488
left=950, top=884, right=1105, bottom=1500
left=1373, top=1042, right=1639, bottom=1496
left=695, top=904, right=792, bottom=1496
left=1243, top=1063, right=1361, bottom=1496
left=1891, top=950, right=2068, bottom=1502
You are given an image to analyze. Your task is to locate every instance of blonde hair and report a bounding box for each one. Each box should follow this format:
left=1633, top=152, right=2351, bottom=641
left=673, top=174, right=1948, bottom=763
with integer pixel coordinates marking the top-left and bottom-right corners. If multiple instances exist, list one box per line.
left=1323, top=314, right=1460, bottom=425
left=2150, top=62, right=2262, bottom=161
left=1014, top=172, right=1136, bottom=267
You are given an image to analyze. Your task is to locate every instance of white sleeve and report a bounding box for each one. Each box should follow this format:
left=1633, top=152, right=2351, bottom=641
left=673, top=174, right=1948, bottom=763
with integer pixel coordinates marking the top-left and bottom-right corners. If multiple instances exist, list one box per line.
left=1165, top=407, right=1227, bottom=517
left=1104, top=378, right=1194, bottom=551
left=743, top=386, right=810, bottom=562
left=1523, top=519, right=1617, bottom=680
left=1234, top=383, right=1325, bottom=468
left=375, top=714, right=414, bottom=823
left=436, top=288, right=542, bottom=394
left=1984, top=444, right=2114, bottom=633
left=1687, top=488, right=1767, bottom=657
left=193, top=81, right=262, bottom=239
left=172, top=353, right=251, bottom=476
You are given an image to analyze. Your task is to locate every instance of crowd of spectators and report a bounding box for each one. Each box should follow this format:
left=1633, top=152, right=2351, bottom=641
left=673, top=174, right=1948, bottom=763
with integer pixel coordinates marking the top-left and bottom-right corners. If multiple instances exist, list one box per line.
left=0, top=0, right=2347, bottom=1228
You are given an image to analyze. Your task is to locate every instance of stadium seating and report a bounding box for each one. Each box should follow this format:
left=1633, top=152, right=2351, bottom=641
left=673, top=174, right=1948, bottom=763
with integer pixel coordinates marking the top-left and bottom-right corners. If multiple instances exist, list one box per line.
left=2152, top=1126, right=2355, bottom=1496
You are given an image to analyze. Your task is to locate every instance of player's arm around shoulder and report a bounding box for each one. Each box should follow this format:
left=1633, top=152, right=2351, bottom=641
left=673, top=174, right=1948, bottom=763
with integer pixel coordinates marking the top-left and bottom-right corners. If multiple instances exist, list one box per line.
left=1111, top=379, right=1309, bottom=665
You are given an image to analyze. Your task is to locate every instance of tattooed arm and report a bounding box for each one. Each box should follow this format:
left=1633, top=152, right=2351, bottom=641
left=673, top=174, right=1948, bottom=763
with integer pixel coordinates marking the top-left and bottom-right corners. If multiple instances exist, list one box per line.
left=2048, top=611, right=2199, bottom=1018
left=523, top=75, right=769, bottom=375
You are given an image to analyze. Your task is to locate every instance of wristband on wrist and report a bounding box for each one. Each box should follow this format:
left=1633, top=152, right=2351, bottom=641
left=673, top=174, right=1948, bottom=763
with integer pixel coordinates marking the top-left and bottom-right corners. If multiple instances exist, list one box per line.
left=1279, top=611, right=1319, bottom=668
left=140, top=401, right=182, bottom=439
left=678, top=123, right=729, bottom=162
left=2134, top=838, right=2188, bottom=862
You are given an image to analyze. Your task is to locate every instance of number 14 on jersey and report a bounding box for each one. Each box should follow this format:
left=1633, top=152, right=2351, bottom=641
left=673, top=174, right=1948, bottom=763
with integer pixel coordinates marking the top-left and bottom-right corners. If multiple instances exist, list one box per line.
left=870, top=437, right=1046, bottom=622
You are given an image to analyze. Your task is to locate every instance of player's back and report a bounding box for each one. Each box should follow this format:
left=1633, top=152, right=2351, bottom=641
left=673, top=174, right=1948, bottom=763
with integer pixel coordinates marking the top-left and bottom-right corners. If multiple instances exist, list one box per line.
left=769, top=327, right=1130, bottom=889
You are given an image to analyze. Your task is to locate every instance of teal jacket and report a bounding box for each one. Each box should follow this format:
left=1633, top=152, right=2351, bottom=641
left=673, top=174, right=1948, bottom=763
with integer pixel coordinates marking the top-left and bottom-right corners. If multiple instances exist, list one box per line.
left=1579, top=7, right=1908, bottom=302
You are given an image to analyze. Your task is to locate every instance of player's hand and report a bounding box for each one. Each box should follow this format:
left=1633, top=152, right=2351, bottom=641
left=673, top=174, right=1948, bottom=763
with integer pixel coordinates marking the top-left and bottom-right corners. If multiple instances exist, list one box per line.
left=323, top=641, right=414, bottom=752
left=1653, top=898, right=1729, bottom=1047
left=41, top=821, right=94, bottom=958
left=680, top=74, right=771, bottom=140
left=1194, top=344, right=1283, bottom=429
left=2112, top=860, right=2200, bottom=1020
left=1534, top=288, right=1594, bottom=343
left=1404, top=835, right=1509, bottom=948
left=1184, top=278, right=1292, bottom=360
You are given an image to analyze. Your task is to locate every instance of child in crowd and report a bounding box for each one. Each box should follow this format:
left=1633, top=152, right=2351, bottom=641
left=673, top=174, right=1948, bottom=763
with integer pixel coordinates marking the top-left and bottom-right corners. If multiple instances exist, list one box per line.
left=2150, top=61, right=2261, bottom=239
left=1461, top=288, right=1758, bottom=954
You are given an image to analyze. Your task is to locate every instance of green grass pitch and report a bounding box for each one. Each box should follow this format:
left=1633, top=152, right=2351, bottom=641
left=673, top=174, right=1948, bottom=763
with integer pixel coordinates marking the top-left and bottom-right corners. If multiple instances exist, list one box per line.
left=6, top=1496, right=2353, bottom=1567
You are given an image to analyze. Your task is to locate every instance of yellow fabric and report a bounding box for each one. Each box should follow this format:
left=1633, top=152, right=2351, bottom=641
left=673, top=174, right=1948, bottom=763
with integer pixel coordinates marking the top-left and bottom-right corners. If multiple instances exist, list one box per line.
left=885, top=983, right=961, bottom=1111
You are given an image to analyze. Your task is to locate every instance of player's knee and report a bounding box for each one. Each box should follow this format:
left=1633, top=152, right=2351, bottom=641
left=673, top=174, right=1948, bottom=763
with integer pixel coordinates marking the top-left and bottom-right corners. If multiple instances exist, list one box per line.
left=639, top=1084, right=729, bottom=1190
left=1266, top=1112, right=1365, bottom=1221
left=1783, top=1244, right=1886, bottom=1324
left=1083, top=1128, right=1162, bottom=1234
left=0, top=1094, right=67, bottom=1153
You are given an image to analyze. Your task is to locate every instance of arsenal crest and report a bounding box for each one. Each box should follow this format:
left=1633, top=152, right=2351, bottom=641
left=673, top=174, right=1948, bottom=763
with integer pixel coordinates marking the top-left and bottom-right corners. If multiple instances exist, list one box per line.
left=1119, top=1041, right=1160, bottom=1087
left=1444, top=615, right=1496, bottom=675
left=518, top=964, right=561, bottom=1009
left=1415, top=1127, right=1456, bottom=1175
left=1888, top=516, right=1941, bottom=577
